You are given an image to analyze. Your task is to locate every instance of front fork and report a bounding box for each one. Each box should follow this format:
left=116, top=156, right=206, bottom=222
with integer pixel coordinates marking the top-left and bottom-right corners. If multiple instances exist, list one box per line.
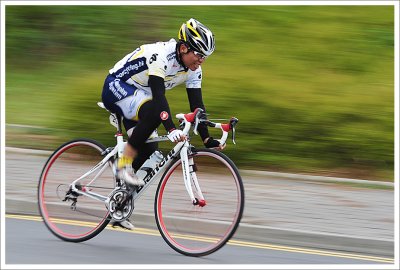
left=180, top=144, right=206, bottom=206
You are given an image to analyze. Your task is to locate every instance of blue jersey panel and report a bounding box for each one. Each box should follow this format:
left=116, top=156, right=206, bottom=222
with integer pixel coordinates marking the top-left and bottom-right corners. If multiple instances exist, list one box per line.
left=111, top=57, right=148, bottom=81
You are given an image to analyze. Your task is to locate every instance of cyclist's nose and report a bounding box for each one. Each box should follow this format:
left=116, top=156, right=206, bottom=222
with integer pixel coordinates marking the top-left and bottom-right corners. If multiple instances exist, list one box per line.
left=197, top=57, right=205, bottom=64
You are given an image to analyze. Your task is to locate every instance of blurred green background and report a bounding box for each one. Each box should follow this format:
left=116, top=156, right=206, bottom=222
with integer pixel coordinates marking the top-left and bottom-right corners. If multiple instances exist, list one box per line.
left=5, top=5, right=394, bottom=181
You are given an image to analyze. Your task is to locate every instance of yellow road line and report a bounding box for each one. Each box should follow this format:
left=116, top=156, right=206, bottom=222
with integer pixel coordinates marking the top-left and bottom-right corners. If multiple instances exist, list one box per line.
left=227, top=240, right=394, bottom=263
left=6, top=214, right=394, bottom=263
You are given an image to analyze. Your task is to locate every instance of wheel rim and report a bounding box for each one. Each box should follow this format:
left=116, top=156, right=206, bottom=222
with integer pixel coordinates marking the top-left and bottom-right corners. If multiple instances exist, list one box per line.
left=156, top=151, right=244, bottom=255
left=39, top=141, right=114, bottom=239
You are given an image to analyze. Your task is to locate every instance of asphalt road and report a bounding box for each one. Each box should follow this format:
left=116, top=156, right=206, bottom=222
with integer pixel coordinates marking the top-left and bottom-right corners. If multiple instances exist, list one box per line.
left=5, top=217, right=390, bottom=265
left=4, top=148, right=395, bottom=266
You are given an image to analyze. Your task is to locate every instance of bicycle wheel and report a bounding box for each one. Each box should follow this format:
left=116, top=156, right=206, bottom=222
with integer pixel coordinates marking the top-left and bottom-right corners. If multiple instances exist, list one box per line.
left=38, top=139, right=115, bottom=242
left=155, top=148, right=245, bottom=256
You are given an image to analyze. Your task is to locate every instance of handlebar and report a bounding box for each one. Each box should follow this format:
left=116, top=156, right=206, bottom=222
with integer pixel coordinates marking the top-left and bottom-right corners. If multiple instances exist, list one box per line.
left=98, top=102, right=239, bottom=146
left=176, top=108, right=239, bottom=145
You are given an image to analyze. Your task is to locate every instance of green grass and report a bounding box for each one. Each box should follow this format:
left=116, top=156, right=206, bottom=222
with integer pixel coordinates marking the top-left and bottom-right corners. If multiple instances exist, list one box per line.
left=5, top=5, right=395, bottom=181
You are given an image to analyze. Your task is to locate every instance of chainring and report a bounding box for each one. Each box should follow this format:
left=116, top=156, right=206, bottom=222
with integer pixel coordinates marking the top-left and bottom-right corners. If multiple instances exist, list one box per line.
left=106, top=188, right=133, bottom=221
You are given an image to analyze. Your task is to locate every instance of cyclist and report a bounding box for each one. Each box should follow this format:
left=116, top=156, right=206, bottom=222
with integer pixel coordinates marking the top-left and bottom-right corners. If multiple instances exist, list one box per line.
left=101, top=18, right=225, bottom=229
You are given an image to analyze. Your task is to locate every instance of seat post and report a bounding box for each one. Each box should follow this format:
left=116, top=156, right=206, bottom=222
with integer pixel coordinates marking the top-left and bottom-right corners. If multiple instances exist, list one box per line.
left=116, top=114, right=123, bottom=134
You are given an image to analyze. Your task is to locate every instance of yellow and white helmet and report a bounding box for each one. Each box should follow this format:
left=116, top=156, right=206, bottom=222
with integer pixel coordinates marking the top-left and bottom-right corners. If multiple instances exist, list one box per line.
left=178, top=18, right=215, bottom=57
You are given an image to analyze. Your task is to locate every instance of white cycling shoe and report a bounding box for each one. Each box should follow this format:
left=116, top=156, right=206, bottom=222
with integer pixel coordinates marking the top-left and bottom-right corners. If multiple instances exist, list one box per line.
left=111, top=220, right=135, bottom=230
left=118, top=167, right=145, bottom=187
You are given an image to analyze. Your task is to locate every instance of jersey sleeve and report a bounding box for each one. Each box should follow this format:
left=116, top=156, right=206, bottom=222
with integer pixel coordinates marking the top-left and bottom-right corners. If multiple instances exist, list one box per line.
left=147, top=50, right=168, bottom=79
left=186, top=67, right=202, bottom=89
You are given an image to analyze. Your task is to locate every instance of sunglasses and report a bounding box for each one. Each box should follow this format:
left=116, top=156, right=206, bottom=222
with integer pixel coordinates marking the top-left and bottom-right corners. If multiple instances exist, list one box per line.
left=192, top=50, right=207, bottom=59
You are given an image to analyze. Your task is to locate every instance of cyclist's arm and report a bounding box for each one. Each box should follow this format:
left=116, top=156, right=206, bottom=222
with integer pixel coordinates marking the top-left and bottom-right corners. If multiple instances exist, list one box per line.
left=148, top=75, right=176, bottom=132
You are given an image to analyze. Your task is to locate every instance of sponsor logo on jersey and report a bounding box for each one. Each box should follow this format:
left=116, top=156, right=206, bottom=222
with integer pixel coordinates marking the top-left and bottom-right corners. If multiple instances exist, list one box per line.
left=160, top=111, right=169, bottom=120
left=109, top=79, right=128, bottom=100
left=115, top=57, right=146, bottom=79
left=149, top=53, right=158, bottom=64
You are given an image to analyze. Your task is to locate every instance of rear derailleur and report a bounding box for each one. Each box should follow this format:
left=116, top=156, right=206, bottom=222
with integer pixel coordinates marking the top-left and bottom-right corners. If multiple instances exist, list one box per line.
left=59, top=183, right=84, bottom=211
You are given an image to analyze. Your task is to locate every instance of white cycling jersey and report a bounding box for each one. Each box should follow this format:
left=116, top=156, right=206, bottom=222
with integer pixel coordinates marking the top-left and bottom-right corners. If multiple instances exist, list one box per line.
left=109, top=38, right=202, bottom=93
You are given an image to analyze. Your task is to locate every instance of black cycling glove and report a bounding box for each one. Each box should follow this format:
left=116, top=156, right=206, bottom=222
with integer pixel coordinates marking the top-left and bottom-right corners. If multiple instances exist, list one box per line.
left=204, top=137, right=221, bottom=148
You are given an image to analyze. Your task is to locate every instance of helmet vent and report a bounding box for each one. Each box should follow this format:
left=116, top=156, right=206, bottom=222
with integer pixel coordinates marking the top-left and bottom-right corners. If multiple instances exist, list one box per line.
left=197, top=42, right=206, bottom=51
left=203, top=35, right=209, bottom=45
left=188, top=28, right=197, bottom=37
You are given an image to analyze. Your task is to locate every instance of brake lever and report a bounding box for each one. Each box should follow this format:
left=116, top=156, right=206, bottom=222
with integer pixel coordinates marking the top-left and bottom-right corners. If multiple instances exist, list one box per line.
left=179, top=119, right=185, bottom=130
left=230, top=117, right=239, bottom=145
left=193, top=108, right=207, bottom=135
left=193, top=118, right=199, bottom=135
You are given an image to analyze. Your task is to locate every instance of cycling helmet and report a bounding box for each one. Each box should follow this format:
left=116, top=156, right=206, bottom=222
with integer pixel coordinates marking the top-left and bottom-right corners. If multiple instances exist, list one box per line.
left=178, top=18, right=215, bottom=57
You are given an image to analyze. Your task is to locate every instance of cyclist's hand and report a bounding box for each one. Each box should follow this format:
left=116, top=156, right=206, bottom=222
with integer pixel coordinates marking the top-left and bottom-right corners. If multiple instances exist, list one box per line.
left=204, top=137, right=226, bottom=151
left=167, top=129, right=186, bottom=143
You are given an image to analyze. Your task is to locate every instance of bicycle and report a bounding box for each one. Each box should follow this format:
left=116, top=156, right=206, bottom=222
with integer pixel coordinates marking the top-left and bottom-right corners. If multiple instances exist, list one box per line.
left=38, top=103, right=244, bottom=257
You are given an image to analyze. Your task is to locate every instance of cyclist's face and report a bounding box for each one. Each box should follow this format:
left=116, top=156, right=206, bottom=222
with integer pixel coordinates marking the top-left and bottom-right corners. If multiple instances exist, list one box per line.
left=180, top=45, right=206, bottom=71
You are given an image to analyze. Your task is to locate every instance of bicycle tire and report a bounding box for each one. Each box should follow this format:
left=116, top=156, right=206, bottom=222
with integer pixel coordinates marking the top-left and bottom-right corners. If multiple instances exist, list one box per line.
left=38, top=138, right=114, bottom=242
left=154, top=148, right=245, bottom=256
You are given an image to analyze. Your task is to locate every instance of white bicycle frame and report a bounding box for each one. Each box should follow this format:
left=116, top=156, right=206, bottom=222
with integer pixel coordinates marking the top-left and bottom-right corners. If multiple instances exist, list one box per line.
left=69, top=103, right=232, bottom=205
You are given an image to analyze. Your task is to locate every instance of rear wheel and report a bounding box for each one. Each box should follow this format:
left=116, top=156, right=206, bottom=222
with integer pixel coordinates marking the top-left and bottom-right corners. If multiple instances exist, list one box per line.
left=155, top=148, right=244, bottom=256
left=38, top=139, right=115, bottom=242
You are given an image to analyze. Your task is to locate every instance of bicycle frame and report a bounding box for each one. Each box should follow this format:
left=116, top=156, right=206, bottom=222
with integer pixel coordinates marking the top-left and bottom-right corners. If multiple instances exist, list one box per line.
left=69, top=113, right=200, bottom=206
left=68, top=104, right=238, bottom=209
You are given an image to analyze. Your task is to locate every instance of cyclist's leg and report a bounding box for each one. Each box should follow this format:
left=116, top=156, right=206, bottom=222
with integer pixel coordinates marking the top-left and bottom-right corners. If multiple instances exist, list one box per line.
left=102, top=74, right=150, bottom=186
left=113, top=100, right=160, bottom=229
left=128, top=99, right=162, bottom=151
left=123, top=117, right=158, bottom=172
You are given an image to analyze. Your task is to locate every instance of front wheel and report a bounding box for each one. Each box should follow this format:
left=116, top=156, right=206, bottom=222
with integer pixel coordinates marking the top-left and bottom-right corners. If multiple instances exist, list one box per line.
left=154, top=148, right=245, bottom=256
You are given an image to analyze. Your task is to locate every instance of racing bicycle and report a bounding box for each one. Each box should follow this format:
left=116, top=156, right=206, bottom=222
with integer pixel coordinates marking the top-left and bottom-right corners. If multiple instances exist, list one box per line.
left=38, top=103, right=244, bottom=257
